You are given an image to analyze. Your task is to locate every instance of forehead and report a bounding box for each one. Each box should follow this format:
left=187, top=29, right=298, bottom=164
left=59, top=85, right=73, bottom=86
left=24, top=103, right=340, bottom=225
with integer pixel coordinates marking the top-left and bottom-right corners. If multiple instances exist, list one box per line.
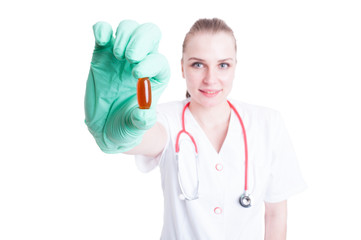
left=184, top=32, right=236, bottom=59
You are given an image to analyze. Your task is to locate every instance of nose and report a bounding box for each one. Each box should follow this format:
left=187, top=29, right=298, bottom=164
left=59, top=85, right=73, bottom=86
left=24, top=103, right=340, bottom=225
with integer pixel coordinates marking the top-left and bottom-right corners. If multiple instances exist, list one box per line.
left=203, top=67, right=218, bottom=85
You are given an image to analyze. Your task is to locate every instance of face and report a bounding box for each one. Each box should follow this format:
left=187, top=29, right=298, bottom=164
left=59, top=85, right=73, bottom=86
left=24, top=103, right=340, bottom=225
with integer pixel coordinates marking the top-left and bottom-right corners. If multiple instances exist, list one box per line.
left=182, top=32, right=236, bottom=108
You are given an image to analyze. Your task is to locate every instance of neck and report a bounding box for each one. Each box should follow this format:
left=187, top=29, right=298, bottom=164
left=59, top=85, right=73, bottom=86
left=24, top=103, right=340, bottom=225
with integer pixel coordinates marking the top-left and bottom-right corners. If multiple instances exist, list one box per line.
left=188, top=99, right=231, bottom=127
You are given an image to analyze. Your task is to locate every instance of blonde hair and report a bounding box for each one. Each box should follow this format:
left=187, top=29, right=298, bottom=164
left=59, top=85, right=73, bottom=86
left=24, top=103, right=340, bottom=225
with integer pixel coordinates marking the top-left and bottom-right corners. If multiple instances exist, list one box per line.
left=182, top=18, right=237, bottom=98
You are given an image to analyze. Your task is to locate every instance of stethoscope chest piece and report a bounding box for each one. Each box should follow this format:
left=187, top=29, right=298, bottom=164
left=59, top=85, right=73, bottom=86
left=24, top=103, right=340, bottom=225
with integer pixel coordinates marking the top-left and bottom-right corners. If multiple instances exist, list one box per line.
left=239, top=192, right=251, bottom=208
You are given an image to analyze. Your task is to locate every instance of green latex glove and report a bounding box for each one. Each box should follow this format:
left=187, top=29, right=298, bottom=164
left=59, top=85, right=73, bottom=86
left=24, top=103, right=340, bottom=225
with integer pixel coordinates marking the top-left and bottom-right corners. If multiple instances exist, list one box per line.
left=84, top=20, right=170, bottom=153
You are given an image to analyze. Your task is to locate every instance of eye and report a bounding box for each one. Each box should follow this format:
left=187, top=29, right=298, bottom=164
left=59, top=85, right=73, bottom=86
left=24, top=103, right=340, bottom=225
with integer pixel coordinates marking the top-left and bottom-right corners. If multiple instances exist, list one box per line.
left=192, top=62, right=204, bottom=68
left=219, top=63, right=230, bottom=69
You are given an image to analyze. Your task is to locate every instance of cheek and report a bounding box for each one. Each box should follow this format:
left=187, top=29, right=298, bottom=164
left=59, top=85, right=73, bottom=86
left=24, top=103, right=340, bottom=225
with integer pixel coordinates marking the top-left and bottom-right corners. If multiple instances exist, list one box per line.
left=184, top=69, right=204, bottom=85
left=185, top=76, right=196, bottom=91
left=185, top=73, right=202, bottom=95
left=220, top=70, right=235, bottom=85
left=185, top=68, right=203, bottom=78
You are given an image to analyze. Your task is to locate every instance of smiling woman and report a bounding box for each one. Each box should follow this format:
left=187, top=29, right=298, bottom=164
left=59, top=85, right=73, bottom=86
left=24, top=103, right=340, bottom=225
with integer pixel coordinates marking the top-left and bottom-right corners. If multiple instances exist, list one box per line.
left=130, top=18, right=305, bottom=239
left=85, top=17, right=306, bottom=240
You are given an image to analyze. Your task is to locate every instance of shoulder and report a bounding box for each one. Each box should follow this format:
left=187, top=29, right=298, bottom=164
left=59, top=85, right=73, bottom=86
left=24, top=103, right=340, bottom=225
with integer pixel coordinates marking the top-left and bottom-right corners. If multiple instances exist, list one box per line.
left=156, top=99, right=189, bottom=116
left=155, top=99, right=189, bottom=128
left=229, top=99, right=281, bottom=121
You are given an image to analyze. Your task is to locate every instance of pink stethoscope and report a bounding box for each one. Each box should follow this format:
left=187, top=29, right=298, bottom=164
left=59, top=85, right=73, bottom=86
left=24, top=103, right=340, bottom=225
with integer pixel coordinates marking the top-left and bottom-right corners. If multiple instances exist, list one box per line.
left=175, top=100, right=252, bottom=208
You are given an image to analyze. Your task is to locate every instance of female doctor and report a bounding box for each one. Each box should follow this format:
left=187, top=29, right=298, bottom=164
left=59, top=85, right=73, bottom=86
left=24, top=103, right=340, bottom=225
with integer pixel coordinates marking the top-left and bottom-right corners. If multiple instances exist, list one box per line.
left=85, top=18, right=306, bottom=240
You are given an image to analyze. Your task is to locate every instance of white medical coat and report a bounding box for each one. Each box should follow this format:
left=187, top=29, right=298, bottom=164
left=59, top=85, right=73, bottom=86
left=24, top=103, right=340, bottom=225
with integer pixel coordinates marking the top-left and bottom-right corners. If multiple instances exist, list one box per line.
left=135, top=99, right=306, bottom=240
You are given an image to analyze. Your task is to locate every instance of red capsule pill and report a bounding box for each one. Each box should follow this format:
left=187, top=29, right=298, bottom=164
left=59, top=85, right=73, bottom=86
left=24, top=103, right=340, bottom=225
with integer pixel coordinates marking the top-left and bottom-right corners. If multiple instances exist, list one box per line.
left=137, top=77, right=152, bottom=109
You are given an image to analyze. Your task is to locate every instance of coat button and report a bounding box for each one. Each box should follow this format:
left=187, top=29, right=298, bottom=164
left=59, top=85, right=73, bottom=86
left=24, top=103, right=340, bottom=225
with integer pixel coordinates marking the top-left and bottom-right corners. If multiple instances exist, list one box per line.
left=215, top=163, right=223, bottom=171
left=214, top=207, right=223, bottom=215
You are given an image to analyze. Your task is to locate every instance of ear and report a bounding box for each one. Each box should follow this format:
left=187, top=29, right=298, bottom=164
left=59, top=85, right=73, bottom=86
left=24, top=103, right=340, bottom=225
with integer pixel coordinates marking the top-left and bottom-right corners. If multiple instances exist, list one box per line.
left=181, top=58, right=185, bottom=79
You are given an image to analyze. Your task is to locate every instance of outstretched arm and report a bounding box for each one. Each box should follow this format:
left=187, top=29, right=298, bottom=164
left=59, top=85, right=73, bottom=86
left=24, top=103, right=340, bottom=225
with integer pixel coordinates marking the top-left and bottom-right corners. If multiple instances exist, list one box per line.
left=124, top=122, right=167, bottom=157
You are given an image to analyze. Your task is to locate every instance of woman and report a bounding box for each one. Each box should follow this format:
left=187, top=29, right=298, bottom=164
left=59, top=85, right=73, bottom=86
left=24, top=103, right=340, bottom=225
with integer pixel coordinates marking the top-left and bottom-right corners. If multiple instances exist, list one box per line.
left=85, top=18, right=306, bottom=240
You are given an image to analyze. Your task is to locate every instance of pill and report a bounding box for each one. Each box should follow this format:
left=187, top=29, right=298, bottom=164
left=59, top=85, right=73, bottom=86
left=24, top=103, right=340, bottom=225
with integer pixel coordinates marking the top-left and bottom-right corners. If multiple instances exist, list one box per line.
left=137, top=77, right=152, bottom=109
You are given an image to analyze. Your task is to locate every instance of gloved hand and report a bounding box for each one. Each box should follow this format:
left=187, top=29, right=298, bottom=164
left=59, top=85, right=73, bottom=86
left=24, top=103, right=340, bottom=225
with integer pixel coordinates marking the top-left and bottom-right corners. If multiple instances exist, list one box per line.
left=84, top=20, right=170, bottom=153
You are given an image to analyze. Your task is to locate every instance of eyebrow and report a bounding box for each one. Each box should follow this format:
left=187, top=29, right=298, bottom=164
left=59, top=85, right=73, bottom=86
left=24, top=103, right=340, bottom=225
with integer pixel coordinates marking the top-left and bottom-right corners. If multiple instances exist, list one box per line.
left=187, top=57, right=204, bottom=62
left=187, top=57, right=234, bottom=62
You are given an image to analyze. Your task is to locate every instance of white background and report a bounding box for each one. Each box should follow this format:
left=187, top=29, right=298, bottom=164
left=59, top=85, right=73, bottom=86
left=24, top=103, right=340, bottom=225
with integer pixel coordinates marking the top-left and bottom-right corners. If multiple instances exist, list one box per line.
left=0, top=0, right=360, bottom=239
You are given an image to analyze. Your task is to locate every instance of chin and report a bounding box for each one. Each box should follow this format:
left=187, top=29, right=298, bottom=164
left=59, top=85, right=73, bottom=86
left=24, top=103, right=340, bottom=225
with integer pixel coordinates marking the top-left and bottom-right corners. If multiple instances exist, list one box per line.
left=191, top=95, right=226, bottom=108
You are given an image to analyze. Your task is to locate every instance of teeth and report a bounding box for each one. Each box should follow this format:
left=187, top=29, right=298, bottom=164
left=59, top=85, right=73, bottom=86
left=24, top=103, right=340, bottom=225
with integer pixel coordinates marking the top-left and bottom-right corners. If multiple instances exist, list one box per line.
left=204, top=90, right=217, bottom=94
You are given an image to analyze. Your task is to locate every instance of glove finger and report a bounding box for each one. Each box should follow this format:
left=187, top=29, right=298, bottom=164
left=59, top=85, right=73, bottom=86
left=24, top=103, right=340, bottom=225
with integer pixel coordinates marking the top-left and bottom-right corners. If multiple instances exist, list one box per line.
left=113, top=20, right=139, bottom=60
left=125, top=23, right=161, bottom=63
left=93, top=21, right=113, bottom=47
left=132, top=53, right=170, bottom=85
left=130, top=107, right=157, bottom=130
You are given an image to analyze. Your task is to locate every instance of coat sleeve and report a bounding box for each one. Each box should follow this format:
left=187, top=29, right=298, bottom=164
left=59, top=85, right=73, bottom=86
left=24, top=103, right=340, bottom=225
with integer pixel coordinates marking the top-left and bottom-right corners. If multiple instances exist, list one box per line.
left=264, top=112, right=307, bottom=203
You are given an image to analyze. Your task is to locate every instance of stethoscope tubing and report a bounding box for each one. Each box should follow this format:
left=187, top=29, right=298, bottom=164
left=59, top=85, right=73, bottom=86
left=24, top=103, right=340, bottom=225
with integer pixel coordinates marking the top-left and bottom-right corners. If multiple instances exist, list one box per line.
left=175, top=100, right=251, bottom=207
left=227, top=101, right=249, bottom=192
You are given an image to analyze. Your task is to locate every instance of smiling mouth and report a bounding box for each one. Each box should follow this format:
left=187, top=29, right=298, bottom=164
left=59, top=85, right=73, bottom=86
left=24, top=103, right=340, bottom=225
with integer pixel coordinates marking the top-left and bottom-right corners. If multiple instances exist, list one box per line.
left=199, top=89, right=222, bottom=96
